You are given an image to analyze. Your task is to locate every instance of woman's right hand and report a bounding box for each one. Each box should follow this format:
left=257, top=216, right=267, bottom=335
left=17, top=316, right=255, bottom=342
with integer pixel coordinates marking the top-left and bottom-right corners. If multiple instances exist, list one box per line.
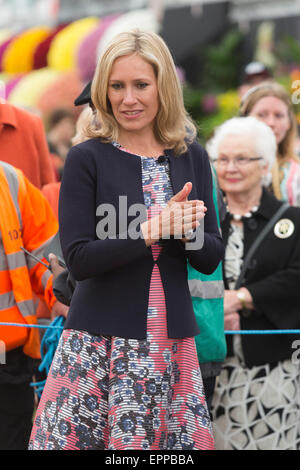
left=141, top=182, right=206, bottom=246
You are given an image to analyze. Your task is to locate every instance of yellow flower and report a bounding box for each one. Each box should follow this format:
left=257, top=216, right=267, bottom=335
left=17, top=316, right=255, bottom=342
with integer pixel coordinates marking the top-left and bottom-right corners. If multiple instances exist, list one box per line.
left=48, top=17, right=99, bottom=71
left=8, top=67, right=61, bottom=108
left=216, top=91, right=240, bottom=113
left=2, top=27, right=50, bottom=73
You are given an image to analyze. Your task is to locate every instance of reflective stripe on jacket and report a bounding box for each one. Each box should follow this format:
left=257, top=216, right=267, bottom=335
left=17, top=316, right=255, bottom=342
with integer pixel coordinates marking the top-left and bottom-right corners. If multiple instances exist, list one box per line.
left=0, top=162, right=58, bottom=358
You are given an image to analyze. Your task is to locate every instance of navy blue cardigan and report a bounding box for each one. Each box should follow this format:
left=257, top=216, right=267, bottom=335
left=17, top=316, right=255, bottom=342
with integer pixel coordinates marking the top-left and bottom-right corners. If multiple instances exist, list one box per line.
left=59, top=139, right=224, bottom=338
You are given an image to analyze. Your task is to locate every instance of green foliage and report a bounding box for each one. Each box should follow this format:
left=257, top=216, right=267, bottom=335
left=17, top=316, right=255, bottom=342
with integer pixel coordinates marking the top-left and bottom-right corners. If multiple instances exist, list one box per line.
left=182, top=86, right=204, bottom=119
left=181, top=28, right=244, bottom=143
left=197, top=107, right=236, bottom=144
left=200, top=28, right=244, bottom=91
left=276, top=35, right=300, bottom=64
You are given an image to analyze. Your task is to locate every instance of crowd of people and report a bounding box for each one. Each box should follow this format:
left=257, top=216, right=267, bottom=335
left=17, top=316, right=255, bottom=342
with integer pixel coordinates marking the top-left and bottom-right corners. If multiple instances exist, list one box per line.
left=0, top=28, right=300, bottom=451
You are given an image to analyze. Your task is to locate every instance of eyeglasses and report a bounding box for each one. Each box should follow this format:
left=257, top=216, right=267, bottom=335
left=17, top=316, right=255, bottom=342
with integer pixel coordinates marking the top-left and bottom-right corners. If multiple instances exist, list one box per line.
left=213, top=156, right=263, bottom=167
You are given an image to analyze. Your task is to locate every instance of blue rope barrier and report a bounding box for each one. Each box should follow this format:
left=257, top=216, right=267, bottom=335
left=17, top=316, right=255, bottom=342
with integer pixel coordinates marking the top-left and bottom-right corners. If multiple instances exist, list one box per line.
left=224, top=330, right=300, bottom=334
left=0, top=322, right=64, bottom=329
left=1, top=322, right=300, bottom=334
left=29, top=316, right=65, bottom=397
left=1, top=321, right=299, bottom=397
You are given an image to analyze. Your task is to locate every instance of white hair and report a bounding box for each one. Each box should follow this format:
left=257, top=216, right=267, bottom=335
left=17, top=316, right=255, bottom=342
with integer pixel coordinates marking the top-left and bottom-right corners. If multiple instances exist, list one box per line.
left=207, top=116, right=277, bottom=186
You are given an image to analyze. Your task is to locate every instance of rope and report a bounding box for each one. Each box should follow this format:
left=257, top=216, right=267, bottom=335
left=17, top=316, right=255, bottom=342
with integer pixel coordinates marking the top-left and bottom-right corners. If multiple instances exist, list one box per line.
left=1, top=322, right=300, bottom=334
left=0, top=322, right=64, bottom=329
left=225, top=330, right=300, bottom=335
left=29, top=316, right=64, bottom=397
left=1, top=321, right=299, bottom=397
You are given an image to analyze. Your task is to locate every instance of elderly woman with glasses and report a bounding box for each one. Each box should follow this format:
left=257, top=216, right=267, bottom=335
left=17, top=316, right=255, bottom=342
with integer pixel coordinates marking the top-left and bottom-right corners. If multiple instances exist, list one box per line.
left=207, top=116, right=300, bottom=450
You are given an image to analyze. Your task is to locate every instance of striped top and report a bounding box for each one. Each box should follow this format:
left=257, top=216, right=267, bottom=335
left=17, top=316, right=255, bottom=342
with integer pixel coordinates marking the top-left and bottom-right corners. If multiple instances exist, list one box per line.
left=112, top=143, right=174, bottom=327
left=281, top=159, right=300, bottom=207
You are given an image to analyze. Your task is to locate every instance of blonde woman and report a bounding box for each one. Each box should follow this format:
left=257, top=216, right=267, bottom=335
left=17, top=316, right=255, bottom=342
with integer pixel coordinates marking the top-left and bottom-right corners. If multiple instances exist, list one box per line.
left=28, top=30, right=223, bottom=450
left=240, top=80, right=300, bottom=206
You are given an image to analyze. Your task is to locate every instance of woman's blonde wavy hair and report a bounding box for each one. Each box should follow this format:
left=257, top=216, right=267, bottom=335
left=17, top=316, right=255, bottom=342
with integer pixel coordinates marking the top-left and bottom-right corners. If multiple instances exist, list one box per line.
left=86, top=29, right=196, bottom=155
left=239, top=81, right=300, bottom=199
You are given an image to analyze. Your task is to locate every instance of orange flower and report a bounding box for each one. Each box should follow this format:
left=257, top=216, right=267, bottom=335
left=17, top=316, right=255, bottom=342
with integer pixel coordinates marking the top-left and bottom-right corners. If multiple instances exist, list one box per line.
left=291, top=69, right=300, bottom=82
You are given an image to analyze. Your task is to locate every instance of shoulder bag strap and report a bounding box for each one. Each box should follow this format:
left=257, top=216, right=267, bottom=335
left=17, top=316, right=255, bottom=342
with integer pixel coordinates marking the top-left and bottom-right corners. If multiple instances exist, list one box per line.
left=235, top=202, right=290, bottom=289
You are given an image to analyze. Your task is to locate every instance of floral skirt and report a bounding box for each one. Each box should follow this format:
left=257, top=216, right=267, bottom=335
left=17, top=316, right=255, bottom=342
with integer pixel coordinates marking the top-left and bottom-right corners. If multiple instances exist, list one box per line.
left=28, top=326, right=214, bottom=450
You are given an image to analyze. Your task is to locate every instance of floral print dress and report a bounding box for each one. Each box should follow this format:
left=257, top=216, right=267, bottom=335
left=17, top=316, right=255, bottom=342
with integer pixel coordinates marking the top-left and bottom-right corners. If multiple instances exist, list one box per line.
left=28, top=145, right=214, bottom=450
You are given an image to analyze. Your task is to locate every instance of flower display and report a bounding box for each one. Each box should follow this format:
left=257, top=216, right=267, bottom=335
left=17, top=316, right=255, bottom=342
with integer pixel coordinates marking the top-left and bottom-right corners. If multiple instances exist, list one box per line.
left=77, top=14, right=120, bottom=82
left=0, top=35, right=18, bottom=72
left=4, top=74, right=25, bottom=99
left=0, top=73, right=9, bottom=102
left=216, top=90, right=240, bottom=115
left=97, top=9, right=160, bottom=59
left=0, top=29, right=12, bottom=45
left=2, top=27, right=51, bottom=73
left=0, top=12, right=162, bottom=115
left=47, top=17, right=99, bottom=71
left=201, top=94, right=218, bottom=114
left=33, top=24, right=69, bottom=70
left=36, top=70, right=83, bottom=115
left=6, top=16, right=299, bottom=147
left=8, top=67, right=60, bottom=109
left=291, top=68, right=300, bottom=82
left=0, top=29, right=13, bottom=73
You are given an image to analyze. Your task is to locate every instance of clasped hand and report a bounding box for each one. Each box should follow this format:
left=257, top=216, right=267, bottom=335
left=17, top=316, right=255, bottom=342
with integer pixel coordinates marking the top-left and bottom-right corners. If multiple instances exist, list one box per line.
left=141, top=182, right=206, bottom=245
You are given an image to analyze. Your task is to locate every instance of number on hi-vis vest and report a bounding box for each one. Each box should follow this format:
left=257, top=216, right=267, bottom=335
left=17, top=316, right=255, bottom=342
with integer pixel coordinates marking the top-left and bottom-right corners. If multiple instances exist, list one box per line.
left=8, top=229, right=22, bottom=240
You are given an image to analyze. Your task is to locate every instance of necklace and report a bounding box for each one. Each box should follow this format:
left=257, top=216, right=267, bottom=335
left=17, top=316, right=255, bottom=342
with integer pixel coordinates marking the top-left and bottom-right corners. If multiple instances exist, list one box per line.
left=226, top=204, right=259, bottom=221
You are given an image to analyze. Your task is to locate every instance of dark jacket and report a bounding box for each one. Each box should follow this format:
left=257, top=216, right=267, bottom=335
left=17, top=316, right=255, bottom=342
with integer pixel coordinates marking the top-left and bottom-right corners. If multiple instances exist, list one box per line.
left=59, top=139, right=224, bottom=339
left=222, top=188, right=300, bottom=367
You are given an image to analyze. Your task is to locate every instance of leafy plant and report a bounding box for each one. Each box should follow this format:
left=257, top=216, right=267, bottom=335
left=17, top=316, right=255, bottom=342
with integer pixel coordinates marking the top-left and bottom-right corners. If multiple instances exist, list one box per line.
left=276, top=35, right=300, bottom=65
left=200, top=28, right=244, bottom=92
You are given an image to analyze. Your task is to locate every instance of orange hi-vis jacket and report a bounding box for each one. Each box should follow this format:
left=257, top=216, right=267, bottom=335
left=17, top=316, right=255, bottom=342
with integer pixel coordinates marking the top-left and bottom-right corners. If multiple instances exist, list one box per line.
left=0, top=161, right=58, bottom=358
